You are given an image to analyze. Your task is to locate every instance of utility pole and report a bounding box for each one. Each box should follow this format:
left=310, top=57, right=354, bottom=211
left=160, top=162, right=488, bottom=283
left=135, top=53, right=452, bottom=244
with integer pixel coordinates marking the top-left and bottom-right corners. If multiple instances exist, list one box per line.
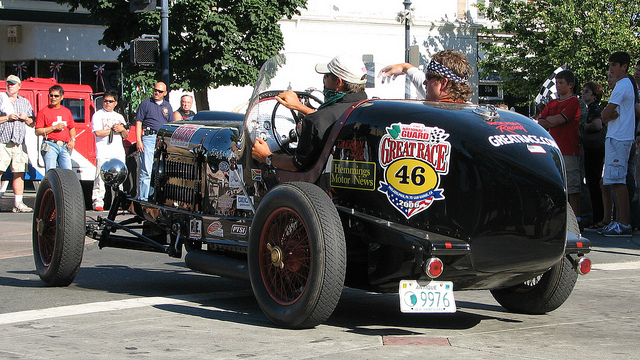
left=402, top=0, right=412, bottom=99
left=160, top=0, right=170, bottom=88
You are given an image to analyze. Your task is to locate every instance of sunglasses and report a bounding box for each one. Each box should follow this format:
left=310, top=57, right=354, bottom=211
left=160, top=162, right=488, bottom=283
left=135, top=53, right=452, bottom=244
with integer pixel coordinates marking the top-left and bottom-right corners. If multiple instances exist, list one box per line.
left=153, top=88, right=165, bottom=93
left=426, top=73, right=442, bottom=81
left=49, top=94, right=61, bottom=98
left=103, top=100, right=116, bottom=103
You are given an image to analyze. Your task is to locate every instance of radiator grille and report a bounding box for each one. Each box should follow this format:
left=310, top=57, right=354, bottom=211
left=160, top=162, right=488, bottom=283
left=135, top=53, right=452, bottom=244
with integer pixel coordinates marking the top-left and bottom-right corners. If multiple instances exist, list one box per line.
left=163, top=155, right=201, bottom=211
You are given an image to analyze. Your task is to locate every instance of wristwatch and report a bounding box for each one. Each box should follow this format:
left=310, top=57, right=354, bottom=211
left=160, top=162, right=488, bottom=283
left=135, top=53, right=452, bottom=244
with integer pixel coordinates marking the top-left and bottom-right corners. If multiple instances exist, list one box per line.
left=265, top=154, right=273, bottom=167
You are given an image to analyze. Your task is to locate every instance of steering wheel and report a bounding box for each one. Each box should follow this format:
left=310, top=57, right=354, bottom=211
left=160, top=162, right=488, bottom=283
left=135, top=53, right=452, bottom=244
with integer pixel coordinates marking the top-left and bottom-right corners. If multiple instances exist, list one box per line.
left=270, top=91, right=323, bottom=155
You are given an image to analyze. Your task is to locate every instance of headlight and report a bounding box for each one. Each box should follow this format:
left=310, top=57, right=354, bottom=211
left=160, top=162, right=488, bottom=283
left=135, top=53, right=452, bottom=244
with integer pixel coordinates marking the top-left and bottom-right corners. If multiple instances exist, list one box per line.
left=100, top=159, right=128, bottom=187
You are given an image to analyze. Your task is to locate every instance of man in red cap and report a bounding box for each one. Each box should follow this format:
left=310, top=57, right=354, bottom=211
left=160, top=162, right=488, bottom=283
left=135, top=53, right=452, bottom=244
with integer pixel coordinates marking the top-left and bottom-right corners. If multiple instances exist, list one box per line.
left=252, top=55, right=368, bottom=171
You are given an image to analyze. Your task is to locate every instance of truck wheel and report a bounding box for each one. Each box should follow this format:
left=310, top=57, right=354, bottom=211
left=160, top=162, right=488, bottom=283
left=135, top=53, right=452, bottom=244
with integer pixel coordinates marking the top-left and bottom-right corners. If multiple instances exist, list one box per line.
left=32, top=169, right=86, bottom=286
left=490, top=205, right=579, bottom=314
left=248, top=182, right=346, bottom=328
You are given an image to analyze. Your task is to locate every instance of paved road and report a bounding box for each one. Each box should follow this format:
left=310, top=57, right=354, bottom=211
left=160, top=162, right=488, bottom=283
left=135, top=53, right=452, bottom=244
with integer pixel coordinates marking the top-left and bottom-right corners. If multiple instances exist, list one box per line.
left=1, top=190, right=639, bottom=359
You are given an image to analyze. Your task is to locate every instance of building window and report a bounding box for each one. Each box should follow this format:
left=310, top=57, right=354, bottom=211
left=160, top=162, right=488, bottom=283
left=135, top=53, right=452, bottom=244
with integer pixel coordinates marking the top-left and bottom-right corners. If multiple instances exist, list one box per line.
left=457, top=0, right=467, bottom=20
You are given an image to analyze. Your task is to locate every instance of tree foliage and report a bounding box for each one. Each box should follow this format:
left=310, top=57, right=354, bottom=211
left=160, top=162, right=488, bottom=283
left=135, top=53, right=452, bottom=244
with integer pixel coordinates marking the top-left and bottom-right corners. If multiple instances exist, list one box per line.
left=478, top=0, right=640, bottom=102
left=57, top=0, right=307, bottom=94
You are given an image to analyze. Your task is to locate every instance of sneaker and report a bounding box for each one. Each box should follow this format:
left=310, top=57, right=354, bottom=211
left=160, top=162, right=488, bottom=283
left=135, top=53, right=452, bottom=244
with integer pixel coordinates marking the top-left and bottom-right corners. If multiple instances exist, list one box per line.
left=597, top=222, right=615, bottom=234
left=93, top=205, right=104, bottom=211
left=601, top=221, right=633, bottom=237
left=12, top=202, right=33, bottom=213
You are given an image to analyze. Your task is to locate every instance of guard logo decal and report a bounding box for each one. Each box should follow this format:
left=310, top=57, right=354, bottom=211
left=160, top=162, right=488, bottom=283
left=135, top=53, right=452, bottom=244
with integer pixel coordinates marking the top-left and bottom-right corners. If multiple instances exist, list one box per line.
left=378, top=123, right=450, bottom=219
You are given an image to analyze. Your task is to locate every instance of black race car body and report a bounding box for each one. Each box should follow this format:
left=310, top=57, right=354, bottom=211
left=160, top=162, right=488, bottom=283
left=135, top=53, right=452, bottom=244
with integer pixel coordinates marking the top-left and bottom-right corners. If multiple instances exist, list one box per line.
left=34, top=53, right=591, bottom=329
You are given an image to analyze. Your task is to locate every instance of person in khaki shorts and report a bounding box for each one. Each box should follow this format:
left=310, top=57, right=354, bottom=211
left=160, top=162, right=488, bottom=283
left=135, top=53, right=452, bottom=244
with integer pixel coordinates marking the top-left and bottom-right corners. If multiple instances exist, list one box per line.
left=537, top=70, right=582, bottom=224
left=0, top=75, right=35, bottom=213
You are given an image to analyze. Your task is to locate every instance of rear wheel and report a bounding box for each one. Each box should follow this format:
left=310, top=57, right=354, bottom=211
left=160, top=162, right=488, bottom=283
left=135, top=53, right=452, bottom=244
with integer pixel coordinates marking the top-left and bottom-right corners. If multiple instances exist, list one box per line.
left=490, top=205, right=579, bottom=314
left=32, top=169, right=86, bottom=286
left=248, top=182, right=346, bottom=328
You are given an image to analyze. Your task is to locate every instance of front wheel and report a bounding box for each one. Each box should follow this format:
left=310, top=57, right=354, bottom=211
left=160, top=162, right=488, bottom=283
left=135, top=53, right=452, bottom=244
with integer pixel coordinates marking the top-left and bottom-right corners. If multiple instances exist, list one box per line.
left=32, top=168, right=86, bottom=286
left=248, top=182, right=346, bottom=329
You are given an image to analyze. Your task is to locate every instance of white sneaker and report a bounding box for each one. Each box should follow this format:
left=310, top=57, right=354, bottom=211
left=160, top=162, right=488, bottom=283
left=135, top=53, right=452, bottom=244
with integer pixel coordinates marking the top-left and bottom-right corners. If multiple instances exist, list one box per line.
left=12, top=202, right=33, bottom=213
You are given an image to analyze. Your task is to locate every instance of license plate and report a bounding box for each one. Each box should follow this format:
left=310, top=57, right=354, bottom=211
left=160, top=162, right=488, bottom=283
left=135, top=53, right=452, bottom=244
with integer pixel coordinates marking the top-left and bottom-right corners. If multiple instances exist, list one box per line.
left=399, top=280, right=456, bottom=313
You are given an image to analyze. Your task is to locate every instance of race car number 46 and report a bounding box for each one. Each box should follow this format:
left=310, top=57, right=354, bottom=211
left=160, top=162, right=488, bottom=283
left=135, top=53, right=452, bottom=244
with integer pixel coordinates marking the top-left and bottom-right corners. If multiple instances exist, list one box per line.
left=399, top=280, right=456, bottom=313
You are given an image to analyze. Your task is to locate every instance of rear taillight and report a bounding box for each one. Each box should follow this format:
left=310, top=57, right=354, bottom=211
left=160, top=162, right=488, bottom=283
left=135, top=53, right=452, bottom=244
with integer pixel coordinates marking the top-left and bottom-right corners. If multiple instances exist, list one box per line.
left=423, top=257, right=444, bottom=278
left=576, top=257, right=591, bottom=275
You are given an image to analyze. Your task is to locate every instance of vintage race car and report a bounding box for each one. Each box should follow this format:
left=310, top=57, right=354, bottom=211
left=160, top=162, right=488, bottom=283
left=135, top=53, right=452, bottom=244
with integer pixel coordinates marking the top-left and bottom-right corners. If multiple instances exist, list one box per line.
left=32, top=53, right=591, bottom=329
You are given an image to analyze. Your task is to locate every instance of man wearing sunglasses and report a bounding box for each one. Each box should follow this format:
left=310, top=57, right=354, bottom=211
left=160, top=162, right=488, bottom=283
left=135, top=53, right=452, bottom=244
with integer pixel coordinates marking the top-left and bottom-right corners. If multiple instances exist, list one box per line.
left=91, top=91, right=129, bottom=211
left=135, top=81, right=173, bottom=201
left=35, top=84, right=76, bottom=173
left=378, top=50, right=472, bottom=103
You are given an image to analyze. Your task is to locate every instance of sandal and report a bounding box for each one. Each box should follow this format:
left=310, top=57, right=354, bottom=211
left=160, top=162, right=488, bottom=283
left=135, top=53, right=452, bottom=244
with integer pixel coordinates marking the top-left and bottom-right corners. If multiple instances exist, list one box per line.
left=588, top=221, right=609, bottom=229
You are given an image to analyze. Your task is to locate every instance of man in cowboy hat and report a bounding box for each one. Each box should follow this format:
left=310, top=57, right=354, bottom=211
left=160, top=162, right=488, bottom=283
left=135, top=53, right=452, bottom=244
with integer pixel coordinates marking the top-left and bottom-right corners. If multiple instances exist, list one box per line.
left=252, top=54, right=368, bottom=171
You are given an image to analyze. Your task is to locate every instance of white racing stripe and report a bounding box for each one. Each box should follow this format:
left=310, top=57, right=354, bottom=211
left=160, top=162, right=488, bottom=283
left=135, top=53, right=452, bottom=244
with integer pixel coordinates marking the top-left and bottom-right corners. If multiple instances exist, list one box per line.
left=0, top=291, right=250, bottom=326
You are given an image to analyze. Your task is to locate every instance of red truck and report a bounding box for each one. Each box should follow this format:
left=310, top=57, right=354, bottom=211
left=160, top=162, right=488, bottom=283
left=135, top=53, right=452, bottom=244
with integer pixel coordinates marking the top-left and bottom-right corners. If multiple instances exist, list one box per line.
left=0, top=77, right=137, bottom=203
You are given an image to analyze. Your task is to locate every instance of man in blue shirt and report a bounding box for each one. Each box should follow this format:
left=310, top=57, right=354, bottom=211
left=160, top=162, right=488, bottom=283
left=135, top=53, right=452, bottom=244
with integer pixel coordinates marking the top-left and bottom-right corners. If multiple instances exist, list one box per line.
left=135, top=82, right=172, bottom=201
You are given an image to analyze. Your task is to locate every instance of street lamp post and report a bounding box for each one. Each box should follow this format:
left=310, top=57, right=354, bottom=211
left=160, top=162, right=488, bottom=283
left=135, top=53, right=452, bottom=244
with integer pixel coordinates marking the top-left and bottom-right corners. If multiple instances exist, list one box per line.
left=402, top=0, right=412, bottom=99
left=160, top=0, right=170, bottom=88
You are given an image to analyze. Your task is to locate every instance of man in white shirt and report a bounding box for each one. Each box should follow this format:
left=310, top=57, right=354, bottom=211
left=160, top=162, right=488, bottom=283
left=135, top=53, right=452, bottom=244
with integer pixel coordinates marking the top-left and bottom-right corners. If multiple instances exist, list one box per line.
left=0, top=75, right=35, bottom=213
left=91, top=91, right=129, bottom=211
left=599, top=51, right=636, bottom=236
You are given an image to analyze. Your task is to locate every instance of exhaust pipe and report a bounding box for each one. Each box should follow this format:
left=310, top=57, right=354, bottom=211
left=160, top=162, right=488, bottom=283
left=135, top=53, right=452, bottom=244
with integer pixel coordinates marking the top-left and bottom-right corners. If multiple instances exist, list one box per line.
left=184, top=249, right=249, bottom=281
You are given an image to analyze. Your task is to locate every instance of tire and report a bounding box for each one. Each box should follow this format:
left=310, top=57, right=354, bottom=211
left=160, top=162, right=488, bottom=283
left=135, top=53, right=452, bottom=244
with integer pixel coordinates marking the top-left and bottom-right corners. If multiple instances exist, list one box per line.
left=490, top=204, right=579, bottom=314
left=248, top=182, right=346, bottom=329
left=566, top=203, right=580, bottom=236
left=32, top=169, right=86, bottom=286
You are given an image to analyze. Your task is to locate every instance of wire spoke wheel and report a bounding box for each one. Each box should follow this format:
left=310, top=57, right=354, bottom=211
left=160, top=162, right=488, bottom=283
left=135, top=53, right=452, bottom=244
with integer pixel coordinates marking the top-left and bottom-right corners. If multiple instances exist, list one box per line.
left=259, top=208, right=311, bottom=305
left=36, top=188, right=57, bottom=266
left=249, top=182, right=346, bottom=329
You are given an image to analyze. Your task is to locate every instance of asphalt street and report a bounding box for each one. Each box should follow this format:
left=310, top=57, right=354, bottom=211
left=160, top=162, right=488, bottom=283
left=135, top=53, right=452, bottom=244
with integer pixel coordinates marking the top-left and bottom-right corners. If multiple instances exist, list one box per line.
left=1, top=189, right=639, bottom=359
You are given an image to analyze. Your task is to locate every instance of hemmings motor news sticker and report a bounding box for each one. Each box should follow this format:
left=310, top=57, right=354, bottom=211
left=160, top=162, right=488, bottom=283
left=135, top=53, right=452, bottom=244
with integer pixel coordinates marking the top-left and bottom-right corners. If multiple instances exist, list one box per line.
left=378, top=123, right=451, bottom=219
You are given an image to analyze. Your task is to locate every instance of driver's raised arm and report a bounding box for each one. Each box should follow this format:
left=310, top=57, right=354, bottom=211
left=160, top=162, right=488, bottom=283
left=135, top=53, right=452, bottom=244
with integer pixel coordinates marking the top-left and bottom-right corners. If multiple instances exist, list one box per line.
left=275, top=90, right=315, bottom=115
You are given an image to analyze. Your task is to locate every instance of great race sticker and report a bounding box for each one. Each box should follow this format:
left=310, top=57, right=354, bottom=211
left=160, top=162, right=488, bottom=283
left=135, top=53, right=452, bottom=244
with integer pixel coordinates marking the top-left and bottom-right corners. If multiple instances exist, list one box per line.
left=378, top=123, right=451, bottom=219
